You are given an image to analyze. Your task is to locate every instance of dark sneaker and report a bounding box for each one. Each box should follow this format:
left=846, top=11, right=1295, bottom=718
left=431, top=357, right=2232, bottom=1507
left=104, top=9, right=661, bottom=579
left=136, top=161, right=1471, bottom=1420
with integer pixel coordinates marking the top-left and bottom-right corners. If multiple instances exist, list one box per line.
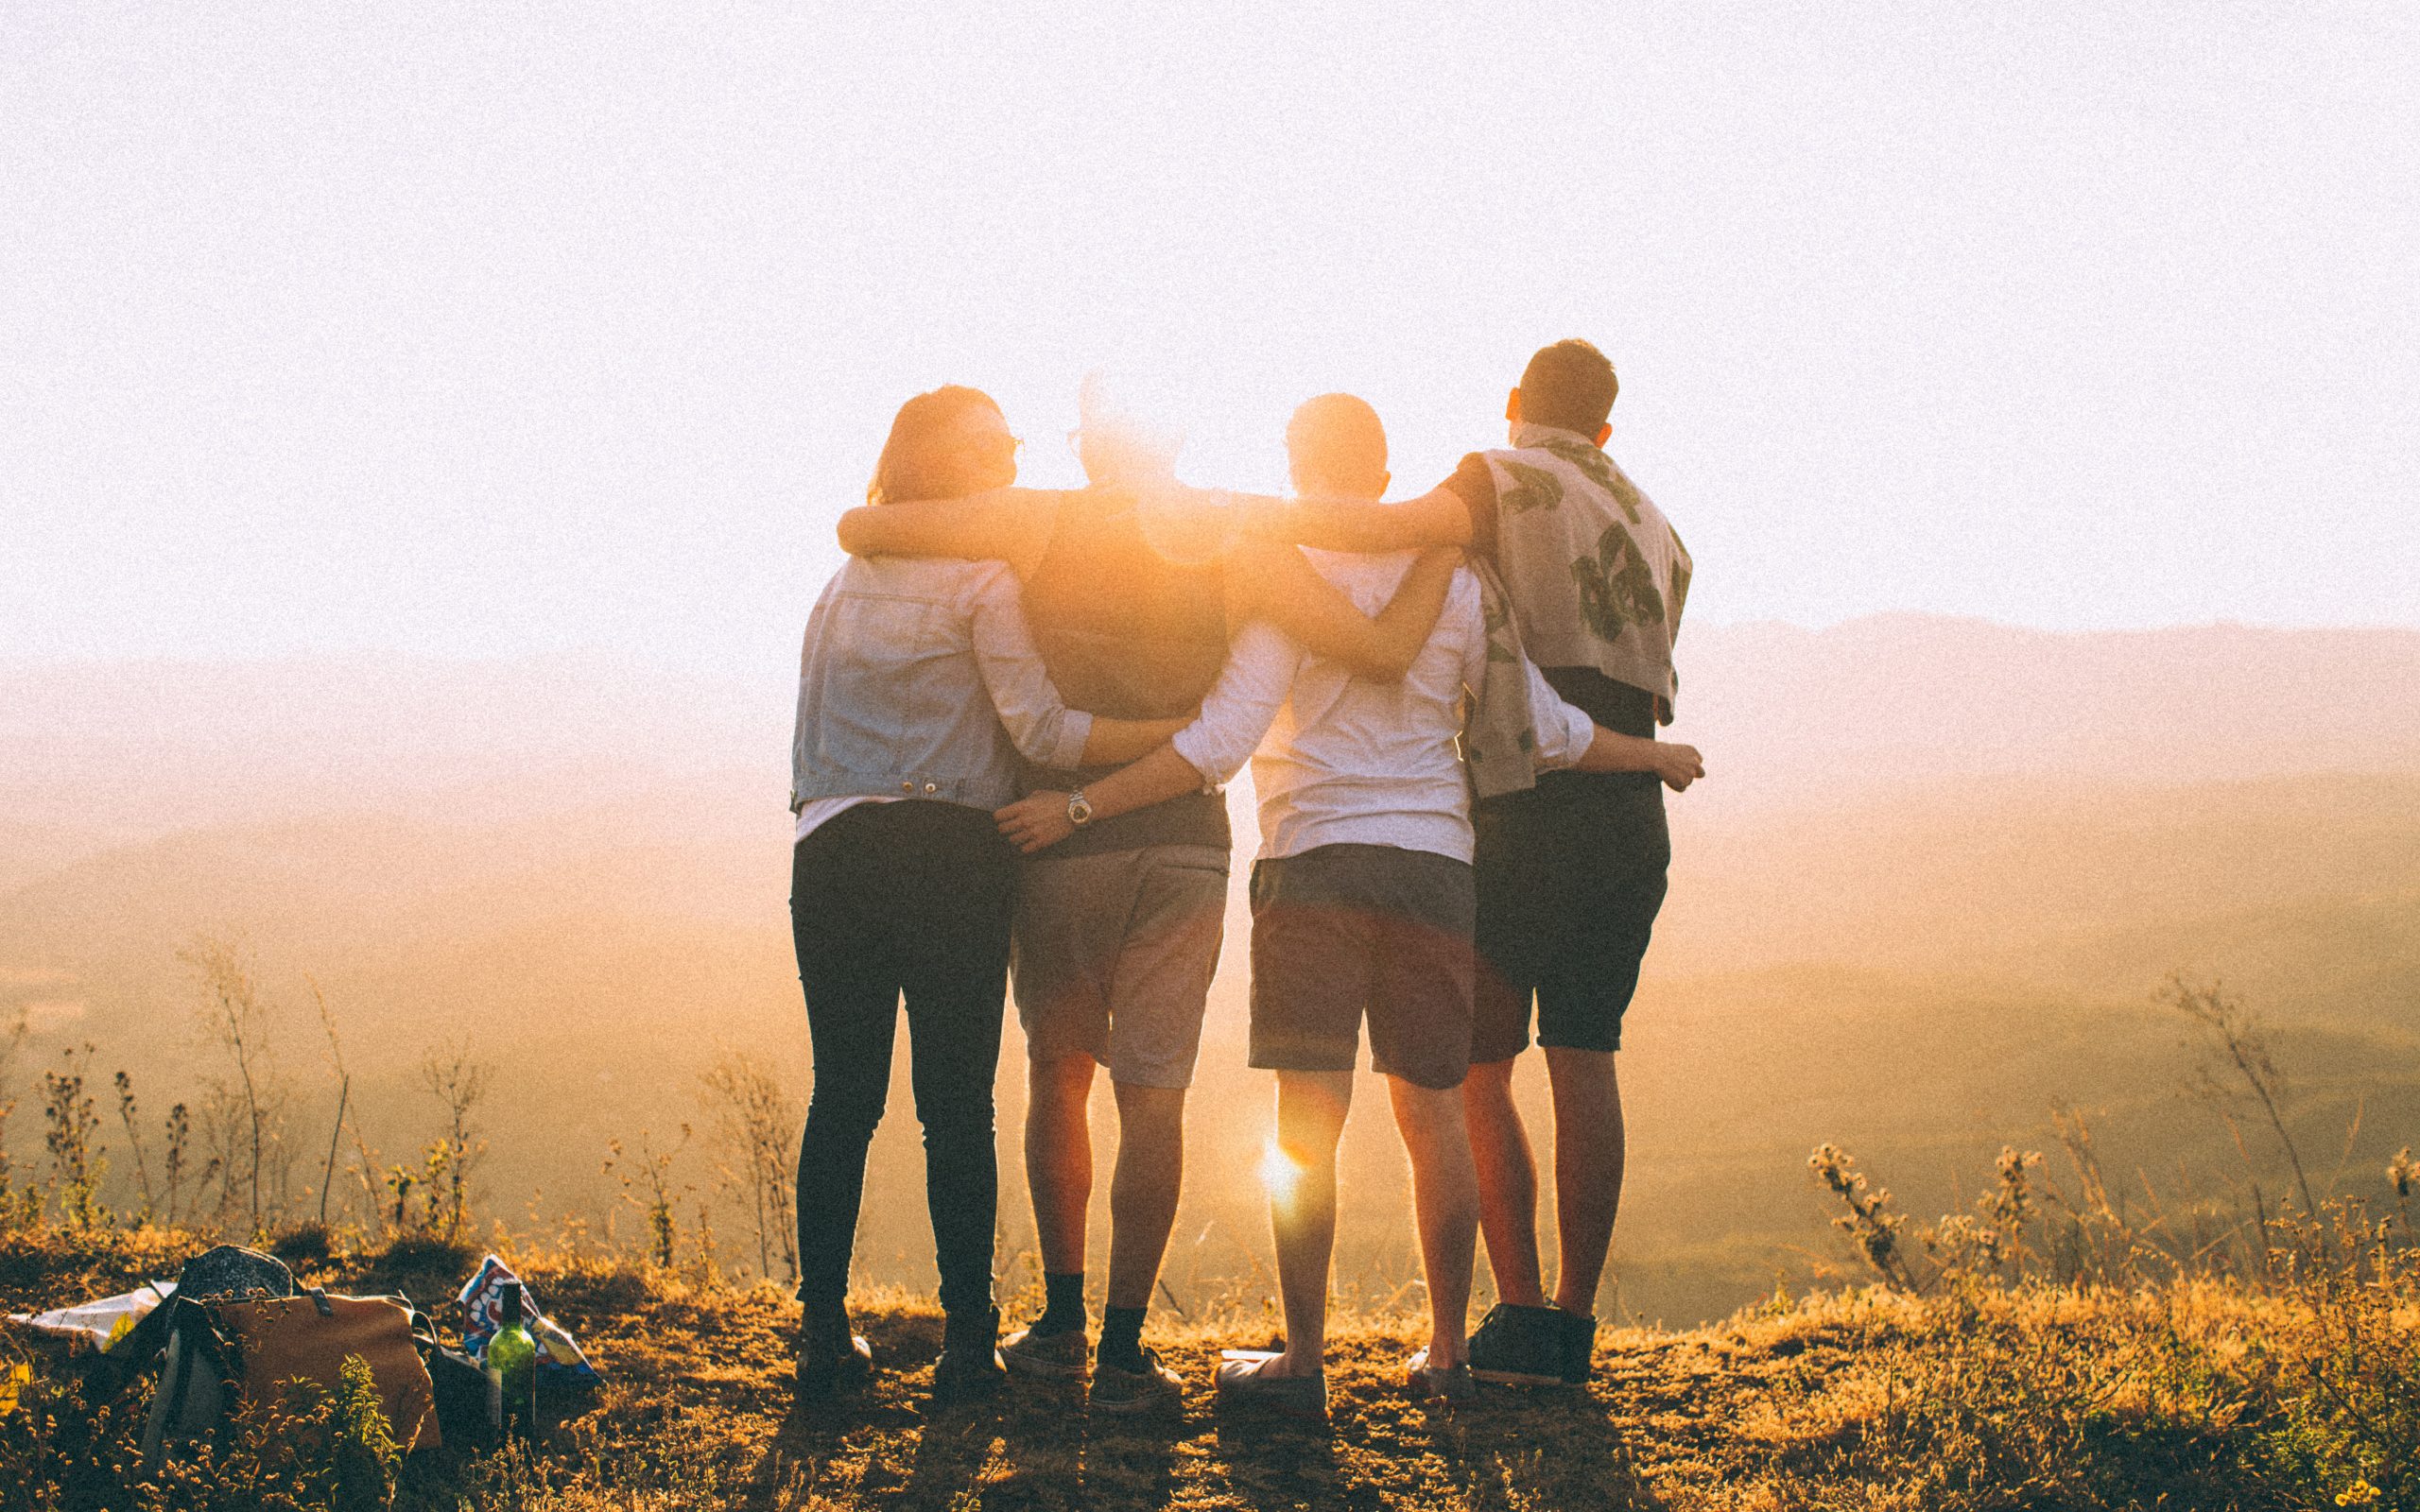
left=1002, top=1324, right=1091, bottom=1382
left=1212, top=1350, right=1327, bottom=1420
left=1466, top=1303, right=1570, bottom=1387
left=1405, top=1347, right=1476, bottom=1404
left=796, top=1309, right=873, bottom=1397
left=932, top=1308, right=1006, bottom=1403
left=1556, top=1309, right=1599, bottom=1387
left=1089, top=1346, right=1184, bottom=1416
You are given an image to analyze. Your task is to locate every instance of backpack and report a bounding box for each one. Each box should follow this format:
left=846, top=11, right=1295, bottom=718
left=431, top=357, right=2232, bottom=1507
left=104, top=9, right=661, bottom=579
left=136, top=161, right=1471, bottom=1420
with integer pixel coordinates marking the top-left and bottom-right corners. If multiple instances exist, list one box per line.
left=112, top=1246, right=441, bottom=1469
left=104, top=1242, right=293, bottom=1390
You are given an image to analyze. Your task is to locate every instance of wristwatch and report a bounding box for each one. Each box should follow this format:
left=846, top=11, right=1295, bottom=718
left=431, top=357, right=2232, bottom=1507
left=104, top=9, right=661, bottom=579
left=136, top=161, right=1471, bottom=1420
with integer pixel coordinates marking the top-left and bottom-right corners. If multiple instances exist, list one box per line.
left=1065, top=789, right=1095, bottom=828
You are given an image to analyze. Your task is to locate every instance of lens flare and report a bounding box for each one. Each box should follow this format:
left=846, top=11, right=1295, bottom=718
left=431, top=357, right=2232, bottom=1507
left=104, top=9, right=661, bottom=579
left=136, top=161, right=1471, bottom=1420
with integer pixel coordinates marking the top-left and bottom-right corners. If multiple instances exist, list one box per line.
left=1259, top=1138, right=1303, bottom=1209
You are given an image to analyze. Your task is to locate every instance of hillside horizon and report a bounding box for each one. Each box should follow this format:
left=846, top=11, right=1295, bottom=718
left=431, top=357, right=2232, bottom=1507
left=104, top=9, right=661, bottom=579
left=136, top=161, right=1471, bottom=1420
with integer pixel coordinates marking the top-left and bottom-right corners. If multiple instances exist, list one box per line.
left=3, top=613, right=2415, bottom=1326
left=8, top=612, right=2417, bottom=841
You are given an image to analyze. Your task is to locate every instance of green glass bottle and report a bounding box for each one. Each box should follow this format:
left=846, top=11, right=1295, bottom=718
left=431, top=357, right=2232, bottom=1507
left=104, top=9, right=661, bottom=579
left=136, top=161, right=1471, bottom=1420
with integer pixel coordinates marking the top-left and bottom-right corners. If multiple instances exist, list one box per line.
left=487, top=1281, right=540, bottom=1437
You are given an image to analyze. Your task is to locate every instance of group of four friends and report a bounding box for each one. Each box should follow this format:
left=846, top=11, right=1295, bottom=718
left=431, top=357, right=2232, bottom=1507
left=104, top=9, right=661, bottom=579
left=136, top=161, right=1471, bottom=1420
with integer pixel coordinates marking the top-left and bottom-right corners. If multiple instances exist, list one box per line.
left=785, top=338, right=1705, bottom=1418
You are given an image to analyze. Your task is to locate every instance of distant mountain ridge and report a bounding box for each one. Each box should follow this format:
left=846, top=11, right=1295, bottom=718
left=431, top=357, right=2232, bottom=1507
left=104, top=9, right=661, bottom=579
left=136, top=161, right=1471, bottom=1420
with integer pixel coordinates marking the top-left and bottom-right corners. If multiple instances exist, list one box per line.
left=5, top=618, right=2413, bottom=849
left=1673, top=616, right=2420, bottom=807
left=0, top=649, right=771, bottom=838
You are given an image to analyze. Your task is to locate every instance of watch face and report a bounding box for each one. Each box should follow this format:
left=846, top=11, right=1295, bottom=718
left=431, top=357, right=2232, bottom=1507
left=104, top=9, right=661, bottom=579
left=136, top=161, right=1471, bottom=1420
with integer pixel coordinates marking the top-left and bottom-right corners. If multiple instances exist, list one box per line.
left=1067, top=793, right=1094, bottom=825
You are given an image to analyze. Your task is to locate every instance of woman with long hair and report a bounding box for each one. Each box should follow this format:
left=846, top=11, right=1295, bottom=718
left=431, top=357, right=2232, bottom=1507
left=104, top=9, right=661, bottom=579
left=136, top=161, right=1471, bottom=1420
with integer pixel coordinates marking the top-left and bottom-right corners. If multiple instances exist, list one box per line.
left=786, top=385, right=1188, bottom=1400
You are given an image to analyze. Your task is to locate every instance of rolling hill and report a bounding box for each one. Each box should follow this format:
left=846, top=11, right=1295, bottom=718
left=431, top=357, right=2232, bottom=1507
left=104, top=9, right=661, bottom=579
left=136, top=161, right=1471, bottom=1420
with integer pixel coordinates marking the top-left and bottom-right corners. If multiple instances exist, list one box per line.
left=1, top=616, right=2414, bottom=1322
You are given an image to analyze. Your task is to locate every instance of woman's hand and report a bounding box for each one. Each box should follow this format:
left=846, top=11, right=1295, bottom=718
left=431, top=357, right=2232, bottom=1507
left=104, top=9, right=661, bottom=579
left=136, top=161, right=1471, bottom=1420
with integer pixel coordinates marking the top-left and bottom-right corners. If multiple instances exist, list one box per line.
left=995, top=792, right=1077, bottom=853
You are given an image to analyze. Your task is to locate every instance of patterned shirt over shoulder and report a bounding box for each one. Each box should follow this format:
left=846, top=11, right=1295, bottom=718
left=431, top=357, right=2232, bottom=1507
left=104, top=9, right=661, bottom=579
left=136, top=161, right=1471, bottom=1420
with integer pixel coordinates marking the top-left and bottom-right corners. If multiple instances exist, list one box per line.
left=1447, top=423, right=1690, bottom=719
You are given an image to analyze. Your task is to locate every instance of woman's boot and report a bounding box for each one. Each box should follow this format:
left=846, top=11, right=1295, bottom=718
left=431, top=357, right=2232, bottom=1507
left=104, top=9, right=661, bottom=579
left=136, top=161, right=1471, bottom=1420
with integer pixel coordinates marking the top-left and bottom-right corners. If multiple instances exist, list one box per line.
left=931, top=1306, right=1006, bottom=1402
left=796, top=1303, right=873, bottom=1397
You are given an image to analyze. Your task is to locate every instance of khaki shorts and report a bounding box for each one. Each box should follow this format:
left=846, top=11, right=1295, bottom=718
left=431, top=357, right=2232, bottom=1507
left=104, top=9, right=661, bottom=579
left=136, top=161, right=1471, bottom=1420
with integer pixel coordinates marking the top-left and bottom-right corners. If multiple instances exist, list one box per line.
left=1011, top=843, right=1229, bottom=1090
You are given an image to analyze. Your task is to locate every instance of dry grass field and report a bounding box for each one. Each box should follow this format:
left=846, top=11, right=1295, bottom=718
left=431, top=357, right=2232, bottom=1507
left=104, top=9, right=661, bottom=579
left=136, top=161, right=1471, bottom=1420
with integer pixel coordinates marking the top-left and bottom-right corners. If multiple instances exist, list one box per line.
left=3, top=1211, right=2414, bottom=1512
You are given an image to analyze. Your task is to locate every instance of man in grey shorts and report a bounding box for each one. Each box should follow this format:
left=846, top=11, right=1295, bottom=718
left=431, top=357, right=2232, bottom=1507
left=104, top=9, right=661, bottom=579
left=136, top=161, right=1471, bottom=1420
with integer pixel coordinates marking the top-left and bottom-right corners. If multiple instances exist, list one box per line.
left=1012, top=849, right=1227, bottom=1091
left=1002, top=395, right=1701, bottom=1413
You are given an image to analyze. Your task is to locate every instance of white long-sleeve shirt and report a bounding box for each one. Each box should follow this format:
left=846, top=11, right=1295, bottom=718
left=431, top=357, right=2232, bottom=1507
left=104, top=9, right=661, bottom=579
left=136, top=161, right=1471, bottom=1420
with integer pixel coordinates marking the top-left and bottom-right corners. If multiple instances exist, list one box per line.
left=1170, top=551, right=1598, bottom=864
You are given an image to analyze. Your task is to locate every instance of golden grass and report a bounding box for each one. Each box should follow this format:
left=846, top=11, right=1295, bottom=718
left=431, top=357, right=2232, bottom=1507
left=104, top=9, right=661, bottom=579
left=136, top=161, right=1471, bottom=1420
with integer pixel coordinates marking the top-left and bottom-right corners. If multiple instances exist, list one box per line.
left=3, top=1228, right=2415, bottom=1510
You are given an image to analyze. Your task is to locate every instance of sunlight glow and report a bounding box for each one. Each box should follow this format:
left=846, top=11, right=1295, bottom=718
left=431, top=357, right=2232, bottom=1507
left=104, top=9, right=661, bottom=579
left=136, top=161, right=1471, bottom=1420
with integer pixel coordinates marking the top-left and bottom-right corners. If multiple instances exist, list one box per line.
left=1259, top=1138, right=1304, bottom=1210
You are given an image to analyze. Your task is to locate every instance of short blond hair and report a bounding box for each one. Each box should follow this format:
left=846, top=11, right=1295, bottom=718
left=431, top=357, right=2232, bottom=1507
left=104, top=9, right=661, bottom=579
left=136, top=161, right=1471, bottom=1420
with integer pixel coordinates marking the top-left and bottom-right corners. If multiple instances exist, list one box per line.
left=1287, top=393, right=1389, bottom=496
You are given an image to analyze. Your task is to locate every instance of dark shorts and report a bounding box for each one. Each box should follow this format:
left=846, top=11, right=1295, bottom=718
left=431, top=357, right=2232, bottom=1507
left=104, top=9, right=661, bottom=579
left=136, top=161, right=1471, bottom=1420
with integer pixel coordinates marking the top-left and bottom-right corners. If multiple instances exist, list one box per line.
left=1472, top=774, right=1669, bottom=1061
left=1247, top=843, right=1476, bottom=1091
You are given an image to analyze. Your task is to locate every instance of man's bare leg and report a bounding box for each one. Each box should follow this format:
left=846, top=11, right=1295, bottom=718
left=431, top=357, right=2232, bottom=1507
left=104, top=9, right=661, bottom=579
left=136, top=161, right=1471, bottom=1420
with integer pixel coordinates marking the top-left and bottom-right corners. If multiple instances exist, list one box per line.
left=1104, top=1081, right=1186, bottom=1311
left=1261, top=1070, right=1353, bottom=1377
left=1544, top=1045, right=1625, bottom=1316
left=1462, top=1057, right=1547, bottom=1308
left=1386, top=1075, right=1480, bottom=1367
left=1025, top=1053, right=1097, bottom=1279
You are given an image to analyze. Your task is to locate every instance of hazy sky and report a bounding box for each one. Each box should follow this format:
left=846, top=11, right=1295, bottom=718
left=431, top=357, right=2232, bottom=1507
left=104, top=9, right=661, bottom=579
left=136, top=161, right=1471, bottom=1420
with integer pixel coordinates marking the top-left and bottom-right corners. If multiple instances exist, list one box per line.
left=8, top=2, right=2415, bottom=683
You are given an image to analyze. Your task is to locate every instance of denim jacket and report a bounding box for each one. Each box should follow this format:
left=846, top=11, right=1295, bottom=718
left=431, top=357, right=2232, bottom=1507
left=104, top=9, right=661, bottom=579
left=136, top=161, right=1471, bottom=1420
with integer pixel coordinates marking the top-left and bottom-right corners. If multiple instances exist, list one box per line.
left=790, top=556, right=1095, bottom=813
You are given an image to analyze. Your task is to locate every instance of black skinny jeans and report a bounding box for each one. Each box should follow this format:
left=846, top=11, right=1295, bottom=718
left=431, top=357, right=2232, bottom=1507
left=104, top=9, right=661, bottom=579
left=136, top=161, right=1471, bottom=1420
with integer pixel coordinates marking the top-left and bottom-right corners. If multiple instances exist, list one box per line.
left=790, top=799, right=1017, bottom=1320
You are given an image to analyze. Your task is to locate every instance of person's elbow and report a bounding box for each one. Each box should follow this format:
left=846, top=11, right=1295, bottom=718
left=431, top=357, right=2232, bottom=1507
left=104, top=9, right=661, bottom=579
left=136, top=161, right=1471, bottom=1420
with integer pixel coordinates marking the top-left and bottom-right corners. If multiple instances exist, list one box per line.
left=1030, top=711, right=1094, bottom=771
left=1168, top=730, right=1238, bottom=792
left=1562, top=720, right=1616, bottom=772
left=1007, top=730, right=1060, bottom=767
left=835, top=507, right=880, bottom=557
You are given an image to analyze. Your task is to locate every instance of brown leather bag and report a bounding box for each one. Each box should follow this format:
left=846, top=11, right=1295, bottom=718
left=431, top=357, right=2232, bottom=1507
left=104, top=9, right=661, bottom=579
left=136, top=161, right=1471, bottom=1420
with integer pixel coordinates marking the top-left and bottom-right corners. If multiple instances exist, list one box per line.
left=216, top=1290, right=441, bottom=1452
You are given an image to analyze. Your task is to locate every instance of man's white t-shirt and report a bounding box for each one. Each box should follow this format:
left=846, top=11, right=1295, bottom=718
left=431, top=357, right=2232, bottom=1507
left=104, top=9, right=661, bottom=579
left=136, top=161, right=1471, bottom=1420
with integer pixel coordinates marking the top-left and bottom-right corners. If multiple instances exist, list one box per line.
left=1170, top=551, right=1597, bottom=865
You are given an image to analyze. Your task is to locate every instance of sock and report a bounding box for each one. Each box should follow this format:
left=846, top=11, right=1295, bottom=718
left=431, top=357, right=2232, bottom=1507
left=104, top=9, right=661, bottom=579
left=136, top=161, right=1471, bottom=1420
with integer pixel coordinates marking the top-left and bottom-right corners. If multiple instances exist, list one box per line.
left=1035, top=1272, right=1087, bottom=1335
left=1098, top=1305, right=1148, bottom=1372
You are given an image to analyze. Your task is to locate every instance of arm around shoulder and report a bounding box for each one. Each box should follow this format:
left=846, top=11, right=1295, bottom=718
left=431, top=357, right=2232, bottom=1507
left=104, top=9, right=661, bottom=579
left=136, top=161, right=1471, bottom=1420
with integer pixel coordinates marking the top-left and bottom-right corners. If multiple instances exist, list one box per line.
left=836, top=488, right=1052, bottom=570
left=1228, top=540, right=1460, bottom=681
left=1247, top=486, right=1474, bottom=555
